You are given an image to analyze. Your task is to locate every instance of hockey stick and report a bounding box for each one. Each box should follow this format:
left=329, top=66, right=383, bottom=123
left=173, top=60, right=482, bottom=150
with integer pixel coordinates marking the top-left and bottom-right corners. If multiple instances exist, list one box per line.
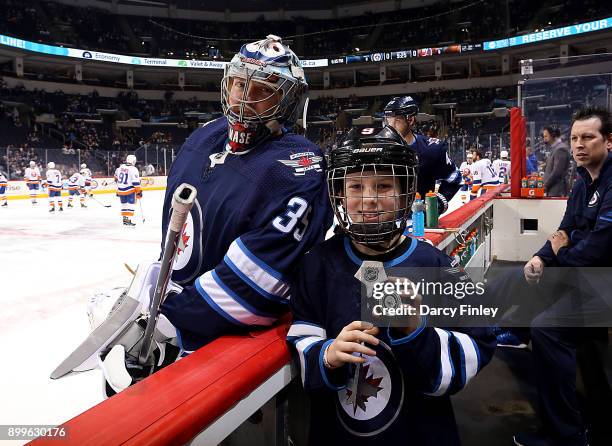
left=138, top=197, right=145, bottom=223
left=90, top=194, right=112, bottom=208
left=138, top=183, right=197, bottom=366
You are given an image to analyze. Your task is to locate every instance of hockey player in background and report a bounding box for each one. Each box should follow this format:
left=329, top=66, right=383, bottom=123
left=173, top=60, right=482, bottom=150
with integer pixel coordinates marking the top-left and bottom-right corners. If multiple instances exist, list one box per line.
left=0, top=172, right=8, bottom=207
left=80, top=163, right=93, bottom=200
left=459, top=152, right=474, bottom=203
left=67, top=170, right=86, bottom=208
left=287, top=126, right=495, bottom=444
left=24, top=160, right=41, bottom=205
left=493, top=150, right=511, bottom=184
left=470, top=148, right=499, bottom=200
left=114, top=155, right=141, bottom=226
left=45, top=162, right=63, bottom=212
left=383, top=96, right=461, bottom=213
left=67, top=35, right=331, bottom=396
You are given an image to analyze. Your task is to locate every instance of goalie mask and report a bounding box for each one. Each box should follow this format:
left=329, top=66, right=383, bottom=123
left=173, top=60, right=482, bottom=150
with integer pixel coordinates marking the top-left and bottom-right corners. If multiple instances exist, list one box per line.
left=221, top=35, right=307, bottom=153
left=327, top=126, right=418, bottom=246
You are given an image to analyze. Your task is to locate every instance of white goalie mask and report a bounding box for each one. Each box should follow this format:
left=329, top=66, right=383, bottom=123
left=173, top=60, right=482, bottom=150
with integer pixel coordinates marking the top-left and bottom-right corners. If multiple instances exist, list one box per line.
left=221, top=35, right=307, bottom=152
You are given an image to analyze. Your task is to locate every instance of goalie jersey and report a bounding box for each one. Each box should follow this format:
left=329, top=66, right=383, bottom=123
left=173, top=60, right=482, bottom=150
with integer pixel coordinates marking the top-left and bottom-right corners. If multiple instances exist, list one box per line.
left=287, top=234, right=495, bottom=445
left=160, top=117, right=333, bottom=351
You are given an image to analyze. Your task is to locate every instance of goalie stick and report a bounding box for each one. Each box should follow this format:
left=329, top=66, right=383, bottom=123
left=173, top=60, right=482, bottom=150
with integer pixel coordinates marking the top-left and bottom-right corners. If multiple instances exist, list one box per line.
left=138, top=183, right=196, bottom=365
left=50, top=183, right=197, bottom=380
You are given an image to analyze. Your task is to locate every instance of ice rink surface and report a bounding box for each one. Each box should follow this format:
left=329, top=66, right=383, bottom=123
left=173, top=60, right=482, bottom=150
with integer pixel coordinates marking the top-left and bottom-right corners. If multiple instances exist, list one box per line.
left=0, top=190, right=167, bottom=444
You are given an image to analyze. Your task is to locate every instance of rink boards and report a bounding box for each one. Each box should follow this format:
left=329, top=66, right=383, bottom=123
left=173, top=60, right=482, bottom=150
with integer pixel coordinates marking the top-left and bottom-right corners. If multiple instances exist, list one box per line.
left=2, top=175, right=167, bottom=200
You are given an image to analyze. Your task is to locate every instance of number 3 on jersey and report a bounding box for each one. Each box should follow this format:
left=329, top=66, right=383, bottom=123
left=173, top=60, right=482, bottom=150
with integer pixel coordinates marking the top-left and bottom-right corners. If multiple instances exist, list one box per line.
left=273, top=197, right=312, bottom=241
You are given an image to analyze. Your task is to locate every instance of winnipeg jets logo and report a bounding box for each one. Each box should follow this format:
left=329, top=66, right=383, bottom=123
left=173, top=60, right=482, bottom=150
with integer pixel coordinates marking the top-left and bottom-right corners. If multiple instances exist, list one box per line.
left=336, top=341, right=403, bottom=437
left=346, top=364, right=384, bottom=415
left=588, top=191, right=600, bottom=207
left=173, top=211, right=194, bottom=272
left=177, top=222, right=190, bottom=255
left=278, top=152, right=323, bottom=176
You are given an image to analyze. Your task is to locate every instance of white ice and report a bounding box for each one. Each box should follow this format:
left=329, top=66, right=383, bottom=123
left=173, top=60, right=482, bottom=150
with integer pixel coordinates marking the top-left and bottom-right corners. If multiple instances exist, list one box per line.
left=0, top=191, right=166, bottom=445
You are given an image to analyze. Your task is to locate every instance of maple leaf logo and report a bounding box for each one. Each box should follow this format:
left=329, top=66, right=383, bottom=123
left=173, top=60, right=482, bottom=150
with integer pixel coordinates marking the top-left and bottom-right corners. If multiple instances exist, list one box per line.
left=345, top=364, right=384, bottom=414
left=298, top=156, right=312, bottom=167
left=177, top=222, right=190, bottom=255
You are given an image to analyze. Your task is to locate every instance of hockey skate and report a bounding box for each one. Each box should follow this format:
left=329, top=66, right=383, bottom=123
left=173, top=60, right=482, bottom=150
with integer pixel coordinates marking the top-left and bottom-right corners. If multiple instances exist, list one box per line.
left=123, top=217, right=136, bottom=227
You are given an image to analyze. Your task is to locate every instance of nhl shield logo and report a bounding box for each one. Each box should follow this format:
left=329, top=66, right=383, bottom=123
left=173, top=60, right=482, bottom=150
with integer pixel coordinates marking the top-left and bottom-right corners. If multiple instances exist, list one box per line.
left=336, top=341, right=404, bottom=437
left=588, top=191, right=600, bottom=207
left=363, top=267, right=379, bottom=282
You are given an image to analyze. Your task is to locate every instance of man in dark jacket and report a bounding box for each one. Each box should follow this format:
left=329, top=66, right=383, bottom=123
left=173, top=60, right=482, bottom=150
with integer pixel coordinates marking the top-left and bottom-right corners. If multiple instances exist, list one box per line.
left=543, top=126, right=571, bottom=197
left=514, top=107, right=612, bottom=446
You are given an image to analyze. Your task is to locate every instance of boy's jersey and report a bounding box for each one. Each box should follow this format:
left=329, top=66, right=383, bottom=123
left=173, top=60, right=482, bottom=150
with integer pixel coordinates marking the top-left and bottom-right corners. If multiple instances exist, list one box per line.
left=24, top=167, right=41, bottom=183
left=288, top=234, right=495, bottom=444
left=492, top=159, right=511, bottom=182
left=472, top=158, right=499, bottom=186
left=114, top=165, right=140, bottom=195
left=0, top=173, right=7, bottom=186
left=159, top=117, right=333, bottom=349
left=68, top=172, right=85, bottom=189
left=45, top=169, right=63, bottom=190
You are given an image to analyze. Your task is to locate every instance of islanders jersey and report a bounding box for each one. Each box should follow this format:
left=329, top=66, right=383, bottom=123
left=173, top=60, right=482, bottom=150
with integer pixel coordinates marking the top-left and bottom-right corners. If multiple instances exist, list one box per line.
left=492, top=159, right=511, bottom=183
left=408, top=134, right=461, bottom=202
left=24, top=167, right=41, bottom=184
left=68, top=172, right=85, bottom=190
left=45, top=169, right=63, bottom=191
left=114, top=165, right=140, bottom=195
left=159, top=117, right=333, bottom=351
left=288, top=234, right=495, bottom=444
left=80, top=168, right=93, bottom=186
left=459, top=161, right=473, bottom=180
left=0, top=173, right=7, bottom=190
left=470, top=158, right=499, bottom=199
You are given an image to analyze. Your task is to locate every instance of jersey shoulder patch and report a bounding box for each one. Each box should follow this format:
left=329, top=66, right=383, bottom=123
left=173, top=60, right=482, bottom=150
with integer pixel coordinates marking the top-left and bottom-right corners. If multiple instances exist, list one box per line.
left=274, top=135, right=325, bottom=178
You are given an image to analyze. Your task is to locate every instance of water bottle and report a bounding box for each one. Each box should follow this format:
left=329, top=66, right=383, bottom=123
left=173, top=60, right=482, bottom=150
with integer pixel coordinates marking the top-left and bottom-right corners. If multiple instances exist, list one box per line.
left=411, top=193, right=425, bottom=237
left=425, top=191, right=439, bottom=228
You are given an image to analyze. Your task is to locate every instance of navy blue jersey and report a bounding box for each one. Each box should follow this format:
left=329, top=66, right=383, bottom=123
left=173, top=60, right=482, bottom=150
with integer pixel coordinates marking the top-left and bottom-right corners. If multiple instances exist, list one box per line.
left=410, top=134, right=461, bottom=202
left=536, top=153, right=612, bottom=266
left=288, top=234, right=495, bottom=445
left=160, top=117, right=333, bottom=351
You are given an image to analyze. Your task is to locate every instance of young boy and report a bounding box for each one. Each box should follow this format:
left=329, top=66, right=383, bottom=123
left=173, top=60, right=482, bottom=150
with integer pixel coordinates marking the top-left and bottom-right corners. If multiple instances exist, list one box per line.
left=287, top=126, right=495, bottom=445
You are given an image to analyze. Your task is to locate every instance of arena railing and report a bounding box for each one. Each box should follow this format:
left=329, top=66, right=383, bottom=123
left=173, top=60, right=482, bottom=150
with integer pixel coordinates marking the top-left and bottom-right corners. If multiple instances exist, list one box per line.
left=29, top=186, right=505, bottom=446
